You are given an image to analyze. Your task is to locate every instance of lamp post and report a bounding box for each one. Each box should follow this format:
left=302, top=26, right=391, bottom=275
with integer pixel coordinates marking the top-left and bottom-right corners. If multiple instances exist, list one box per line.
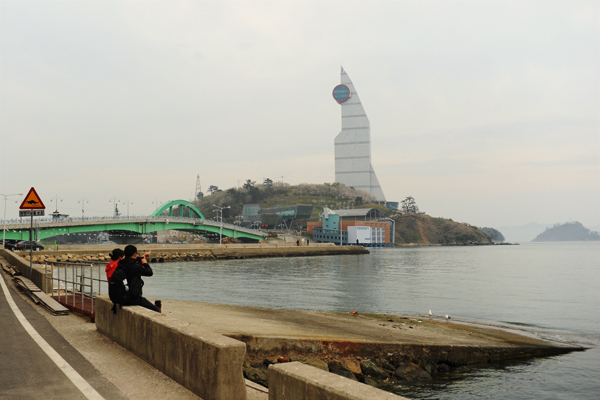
left=52, top=196, right=63, bottom=216
left=109, top=197, right=120, bottom=218
left=124, top=199, right=133, bottom=218
left=78, top=198, right=89, bottom=219
left=213, top=204, right=230, bottom=246
left=1, top=193, right=23, bottom=248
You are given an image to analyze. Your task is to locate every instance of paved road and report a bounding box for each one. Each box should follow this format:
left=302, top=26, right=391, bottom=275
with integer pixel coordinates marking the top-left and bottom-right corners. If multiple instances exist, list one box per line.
left=0, top=270, right=125, bottom=400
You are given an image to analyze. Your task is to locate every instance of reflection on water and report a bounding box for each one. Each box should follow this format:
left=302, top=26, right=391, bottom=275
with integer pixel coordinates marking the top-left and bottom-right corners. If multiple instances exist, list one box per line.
left=143, top=242, right=600, bottom=400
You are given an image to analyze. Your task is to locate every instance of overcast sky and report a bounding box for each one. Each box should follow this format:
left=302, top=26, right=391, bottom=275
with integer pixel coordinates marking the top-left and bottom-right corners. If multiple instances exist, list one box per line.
left=1, top=0, right=598, bottom=229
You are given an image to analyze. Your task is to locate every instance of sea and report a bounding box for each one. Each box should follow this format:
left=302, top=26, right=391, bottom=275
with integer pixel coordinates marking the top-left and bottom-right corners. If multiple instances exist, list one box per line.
left=143, top=242, right=600, bottom=400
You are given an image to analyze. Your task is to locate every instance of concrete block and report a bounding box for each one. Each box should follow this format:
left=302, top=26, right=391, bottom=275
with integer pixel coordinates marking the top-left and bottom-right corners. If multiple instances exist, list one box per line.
left=268, top=362, right=408, bottom=400
left=0, top=249, right=49, bottom=292
left=95, top=295, right=247, bottom=400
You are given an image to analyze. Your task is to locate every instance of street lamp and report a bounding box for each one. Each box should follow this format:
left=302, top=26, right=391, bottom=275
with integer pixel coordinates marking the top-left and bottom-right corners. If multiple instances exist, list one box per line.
left=123, top=199, right=133, bottom=218
left=52, top=195, right=63, bottom=213
left=213, top=204, right=230, bottom=246
left=1, top=193, right=23, bottom=248
left=78, top=198, right=89, bottom=219
left=109, top=197, right=120, bottom=217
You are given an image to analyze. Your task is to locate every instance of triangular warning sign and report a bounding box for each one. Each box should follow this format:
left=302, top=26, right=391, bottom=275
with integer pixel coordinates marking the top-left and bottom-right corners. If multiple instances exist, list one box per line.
left=19, top=187, right=46, bottom=209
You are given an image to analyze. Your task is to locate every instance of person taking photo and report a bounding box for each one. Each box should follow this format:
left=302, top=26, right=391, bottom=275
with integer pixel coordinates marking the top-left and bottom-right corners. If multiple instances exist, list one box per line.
left=117, top=245, right=159, bottom=312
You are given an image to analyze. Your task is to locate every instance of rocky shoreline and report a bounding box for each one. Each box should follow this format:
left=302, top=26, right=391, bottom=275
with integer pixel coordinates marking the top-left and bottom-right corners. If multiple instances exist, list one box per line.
left=158, top=301, right=585, bottom=397
left=21, top=251, right=217, bottom=264
left=17, top=244, right=368, bottom=264
left=236, top=328, right=581, bottom=393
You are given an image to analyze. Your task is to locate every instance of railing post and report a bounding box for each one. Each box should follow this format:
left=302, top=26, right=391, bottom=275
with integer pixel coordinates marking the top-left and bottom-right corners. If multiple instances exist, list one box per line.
left=73, top=264, right=77, bottom=309
left=57, top=263, right=61, bottom=303
left=90, top=263, right=94, bottom=314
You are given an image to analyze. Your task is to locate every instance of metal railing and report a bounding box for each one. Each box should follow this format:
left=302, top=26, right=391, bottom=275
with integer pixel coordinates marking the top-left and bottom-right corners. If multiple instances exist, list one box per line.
left=44, top=262, right=107, bottom=314
left=3, top=214, right=266, bottom=236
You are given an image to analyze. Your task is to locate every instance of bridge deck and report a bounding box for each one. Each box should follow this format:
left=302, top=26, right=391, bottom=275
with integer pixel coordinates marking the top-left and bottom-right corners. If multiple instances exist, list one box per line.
left=3, top=216, right=267, bottom=241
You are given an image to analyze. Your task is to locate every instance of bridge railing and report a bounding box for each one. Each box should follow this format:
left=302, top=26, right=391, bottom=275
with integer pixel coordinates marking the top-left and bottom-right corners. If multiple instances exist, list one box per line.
left=3, top=214, right=266, bottom=236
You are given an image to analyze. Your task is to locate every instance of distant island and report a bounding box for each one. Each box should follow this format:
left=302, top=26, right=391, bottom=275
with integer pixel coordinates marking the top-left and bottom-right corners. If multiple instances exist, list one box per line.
left=532, top=221, right=600, bottom=242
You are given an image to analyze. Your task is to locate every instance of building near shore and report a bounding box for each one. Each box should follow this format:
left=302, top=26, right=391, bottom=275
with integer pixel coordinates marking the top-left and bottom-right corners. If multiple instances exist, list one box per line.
left=309, top=208, right=394, bottom=246
left=241, top=204, right=313, bottom=230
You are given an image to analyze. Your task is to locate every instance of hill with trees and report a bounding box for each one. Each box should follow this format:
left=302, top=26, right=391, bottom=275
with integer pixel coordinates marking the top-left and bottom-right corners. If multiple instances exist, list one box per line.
left=479, top=227, right=505, bottom=243
left=393, top=214, right=492, bottom=245
left=194, top=179, right=377, bottom=223
left=532, top=221, right=600, bottom=242
left=189, top=180, right=492, bottom=245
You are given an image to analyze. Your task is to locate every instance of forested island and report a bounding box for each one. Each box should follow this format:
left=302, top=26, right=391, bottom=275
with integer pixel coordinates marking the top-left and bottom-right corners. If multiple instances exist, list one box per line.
left=532, top=221, right=600, bottom=242
left=193, top=180, right=494, bottom=245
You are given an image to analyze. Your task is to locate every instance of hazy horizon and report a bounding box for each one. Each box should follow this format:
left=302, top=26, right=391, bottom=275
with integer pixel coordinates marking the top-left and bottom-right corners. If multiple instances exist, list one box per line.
left=1, top=1, right=598, bottom=229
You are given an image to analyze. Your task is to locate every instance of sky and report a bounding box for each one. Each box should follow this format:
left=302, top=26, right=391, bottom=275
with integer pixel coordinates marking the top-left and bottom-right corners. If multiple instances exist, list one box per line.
left=1, top=0, right=598, bottom=229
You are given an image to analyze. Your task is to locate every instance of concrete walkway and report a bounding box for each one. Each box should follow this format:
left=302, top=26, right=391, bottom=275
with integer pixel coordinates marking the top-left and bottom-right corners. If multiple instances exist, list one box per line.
left=0, top=270, right=124, bottom=399
left=1, top=267, right=267, bottom=400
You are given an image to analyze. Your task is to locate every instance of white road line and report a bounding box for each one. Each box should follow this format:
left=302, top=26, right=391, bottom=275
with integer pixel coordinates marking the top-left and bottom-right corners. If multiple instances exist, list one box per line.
left=0, top=274, right=105, bottom=400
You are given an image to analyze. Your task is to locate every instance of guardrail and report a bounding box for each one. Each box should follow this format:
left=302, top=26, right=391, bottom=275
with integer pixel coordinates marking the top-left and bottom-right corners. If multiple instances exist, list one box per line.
left=44, top=261, right=107, bottom=315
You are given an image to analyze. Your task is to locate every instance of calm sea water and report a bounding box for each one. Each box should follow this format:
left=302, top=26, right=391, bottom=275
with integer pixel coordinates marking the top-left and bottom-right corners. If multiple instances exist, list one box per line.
left=144, top=242, right=600, bottom=400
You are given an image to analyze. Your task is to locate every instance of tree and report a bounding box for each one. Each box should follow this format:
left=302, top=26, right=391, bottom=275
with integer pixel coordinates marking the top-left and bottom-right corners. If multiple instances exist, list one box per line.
left=207, top=185, right=220, bottom=194
left=243, top=179, right=261, bottom=202
left=243, top=179, right=256, bottom=190
left=263, top=178, right=273, bottom=188
left=401, top=196, right=419, bottom=214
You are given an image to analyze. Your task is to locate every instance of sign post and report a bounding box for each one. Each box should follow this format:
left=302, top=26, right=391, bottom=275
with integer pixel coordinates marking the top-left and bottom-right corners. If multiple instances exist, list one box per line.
left=19, top=188, right=45, bottom=279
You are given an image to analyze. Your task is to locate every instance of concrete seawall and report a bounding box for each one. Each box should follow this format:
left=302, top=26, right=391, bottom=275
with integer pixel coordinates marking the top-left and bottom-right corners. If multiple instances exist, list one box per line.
left=95, top=295, right=248, bottom=400
left=14, top=243, right=369, bottom=264
left=0, top=249, right=48, bottom=291
left=95, top=296, right=409, bottom=400
left=269, top=362, right=408, bottom=400
left=160, top=301, right=584, bottom=392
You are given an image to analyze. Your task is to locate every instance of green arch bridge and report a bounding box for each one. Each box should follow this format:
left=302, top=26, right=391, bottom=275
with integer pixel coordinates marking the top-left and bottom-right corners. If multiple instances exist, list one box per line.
left=3, top=200, right=266, bottom=243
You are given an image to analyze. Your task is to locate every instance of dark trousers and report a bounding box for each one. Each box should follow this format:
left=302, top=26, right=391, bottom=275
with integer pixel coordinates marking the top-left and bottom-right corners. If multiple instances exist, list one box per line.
left=131, top=296, right=160, bottom=312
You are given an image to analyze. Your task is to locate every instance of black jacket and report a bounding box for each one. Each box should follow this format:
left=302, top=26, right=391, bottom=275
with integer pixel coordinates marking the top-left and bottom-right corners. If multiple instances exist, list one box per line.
left=117, top=257, right=153, bottom=305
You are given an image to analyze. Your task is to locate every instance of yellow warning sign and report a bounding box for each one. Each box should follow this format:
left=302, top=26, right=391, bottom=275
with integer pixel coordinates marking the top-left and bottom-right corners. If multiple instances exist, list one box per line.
left=19, top=187, right=46, bottom=209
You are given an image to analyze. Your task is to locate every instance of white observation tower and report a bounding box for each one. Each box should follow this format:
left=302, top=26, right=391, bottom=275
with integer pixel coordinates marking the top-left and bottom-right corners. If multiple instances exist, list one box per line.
left=332, top=67, right=386, bottom=202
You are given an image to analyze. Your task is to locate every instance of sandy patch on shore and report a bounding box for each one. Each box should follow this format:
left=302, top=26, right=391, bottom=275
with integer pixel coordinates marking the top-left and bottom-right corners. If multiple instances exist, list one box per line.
left=159, top=299, right=548, bottom=347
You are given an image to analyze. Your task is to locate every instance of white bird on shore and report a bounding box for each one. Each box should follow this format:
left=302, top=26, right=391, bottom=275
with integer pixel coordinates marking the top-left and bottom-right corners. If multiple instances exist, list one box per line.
left=428, top=310, right=433, bottom=317
left=445, top=314, right=451, bottom=322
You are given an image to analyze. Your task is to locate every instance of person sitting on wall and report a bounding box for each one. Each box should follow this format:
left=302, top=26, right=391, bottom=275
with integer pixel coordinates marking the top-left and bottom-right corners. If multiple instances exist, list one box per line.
left=105, top=248, right=124, bottom=282
left=118, top=245, right=159, bottom=312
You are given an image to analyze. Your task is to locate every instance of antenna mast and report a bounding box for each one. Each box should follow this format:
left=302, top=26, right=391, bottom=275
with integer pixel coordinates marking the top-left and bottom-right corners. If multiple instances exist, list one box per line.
left=195, top=175, right=204, bottom=199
